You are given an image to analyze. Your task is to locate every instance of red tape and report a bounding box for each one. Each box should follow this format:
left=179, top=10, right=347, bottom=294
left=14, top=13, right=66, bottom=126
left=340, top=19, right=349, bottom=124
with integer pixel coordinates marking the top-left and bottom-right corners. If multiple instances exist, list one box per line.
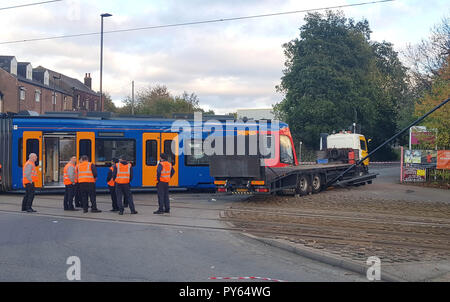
left=210, top=276, right=286, bottom=282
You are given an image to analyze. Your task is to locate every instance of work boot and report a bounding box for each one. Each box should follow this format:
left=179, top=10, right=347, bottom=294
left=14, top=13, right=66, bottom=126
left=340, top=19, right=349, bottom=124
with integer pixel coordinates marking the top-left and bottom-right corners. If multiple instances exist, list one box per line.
left=83, top=209, right=88, bottom=213
left=130, top=211, right=138, bottom=215
left=118, top=210, right=124, bottom=215
left=153, top=210, right=164, bottom=215
left=26, top=209, right=35, bottom=213
left=91, top=209, right=102, bottom=213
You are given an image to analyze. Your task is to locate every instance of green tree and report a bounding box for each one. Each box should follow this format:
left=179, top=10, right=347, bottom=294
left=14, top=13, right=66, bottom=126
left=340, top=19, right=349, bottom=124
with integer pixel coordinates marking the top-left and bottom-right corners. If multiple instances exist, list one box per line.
left=117, top=85, right=213, bottom=117
left=275, top=11, right=408, bottom=160
left=415, top=56, right=450, bottom=149
left=102, top=92, right=117, bottom=113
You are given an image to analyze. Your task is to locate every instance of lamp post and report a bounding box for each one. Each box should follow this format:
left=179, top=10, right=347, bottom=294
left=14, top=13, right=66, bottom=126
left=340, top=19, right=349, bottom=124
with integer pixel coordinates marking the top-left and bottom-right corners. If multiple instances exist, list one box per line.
left=52, top=74, right=61, bottom=112
left=100, top=13, right=112, bottom=112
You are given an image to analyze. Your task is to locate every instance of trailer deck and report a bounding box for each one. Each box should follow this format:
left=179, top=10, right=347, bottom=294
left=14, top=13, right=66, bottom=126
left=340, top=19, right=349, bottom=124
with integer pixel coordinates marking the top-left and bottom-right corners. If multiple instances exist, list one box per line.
left=210, top=155, right=377, bottom=195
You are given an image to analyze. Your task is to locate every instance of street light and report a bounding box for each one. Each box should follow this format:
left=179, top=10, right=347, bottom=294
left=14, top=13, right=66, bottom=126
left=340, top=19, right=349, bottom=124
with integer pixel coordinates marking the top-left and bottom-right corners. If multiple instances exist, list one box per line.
left=100, top=13, right=112, bottom=112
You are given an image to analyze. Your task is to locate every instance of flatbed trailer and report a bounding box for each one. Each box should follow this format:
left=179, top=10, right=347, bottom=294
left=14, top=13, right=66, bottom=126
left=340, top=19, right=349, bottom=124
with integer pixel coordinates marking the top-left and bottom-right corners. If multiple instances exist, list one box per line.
left=210, top=156, right=377, bottom=195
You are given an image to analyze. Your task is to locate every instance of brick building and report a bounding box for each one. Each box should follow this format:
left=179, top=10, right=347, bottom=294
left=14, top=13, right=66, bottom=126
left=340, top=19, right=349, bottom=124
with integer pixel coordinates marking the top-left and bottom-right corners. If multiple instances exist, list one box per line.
left=0, top=55, right=101, bottom=114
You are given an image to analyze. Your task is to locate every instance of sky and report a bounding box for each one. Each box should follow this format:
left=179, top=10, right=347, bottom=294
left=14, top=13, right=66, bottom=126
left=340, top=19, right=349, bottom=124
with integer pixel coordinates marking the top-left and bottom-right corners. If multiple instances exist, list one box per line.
left=0, top=0, right=448, bottom=114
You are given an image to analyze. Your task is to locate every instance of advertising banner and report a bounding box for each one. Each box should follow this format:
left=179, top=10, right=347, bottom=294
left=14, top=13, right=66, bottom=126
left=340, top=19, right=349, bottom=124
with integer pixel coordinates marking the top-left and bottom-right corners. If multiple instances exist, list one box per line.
left=403, top=167, right=426, bottom=182
left=437, top=150, right=450, bottom=170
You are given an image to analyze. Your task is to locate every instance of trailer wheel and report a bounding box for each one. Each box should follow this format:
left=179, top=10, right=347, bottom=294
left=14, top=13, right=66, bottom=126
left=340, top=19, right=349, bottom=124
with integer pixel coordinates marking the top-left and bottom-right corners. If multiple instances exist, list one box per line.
left=311, top=174, right=322, bottom=193
left=296, top=174, right=310, bottom=196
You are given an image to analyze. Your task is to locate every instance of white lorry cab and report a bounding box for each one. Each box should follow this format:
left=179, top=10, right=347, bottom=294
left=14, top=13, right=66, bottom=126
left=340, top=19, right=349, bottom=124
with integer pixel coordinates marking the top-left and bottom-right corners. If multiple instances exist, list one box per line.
left=326, top=132, right=370, bottom=166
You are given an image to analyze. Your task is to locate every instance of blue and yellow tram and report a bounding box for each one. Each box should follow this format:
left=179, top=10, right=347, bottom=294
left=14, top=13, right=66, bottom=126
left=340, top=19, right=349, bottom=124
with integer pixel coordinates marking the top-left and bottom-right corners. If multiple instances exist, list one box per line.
left=0, top=113, right=297, bottom=192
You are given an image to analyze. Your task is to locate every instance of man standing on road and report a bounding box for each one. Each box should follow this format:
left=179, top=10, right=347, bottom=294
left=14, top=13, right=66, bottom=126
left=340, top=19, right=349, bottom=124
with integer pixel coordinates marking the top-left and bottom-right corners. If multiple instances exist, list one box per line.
left=154, top=153, right=174, bottom=215
left=63, top=156, right=79, bottom=211
left=77, top=155, right=101, bottom=214
left=113, top=156, right=137, bottom=215
left=107, top=158, right=119, bottom=212
left=21, top=153, right=38, bottom=213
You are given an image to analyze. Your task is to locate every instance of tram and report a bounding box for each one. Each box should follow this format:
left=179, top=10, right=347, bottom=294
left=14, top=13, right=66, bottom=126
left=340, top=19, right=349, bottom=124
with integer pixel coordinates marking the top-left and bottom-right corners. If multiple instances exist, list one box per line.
left=0, top=112, right=297, bottom=192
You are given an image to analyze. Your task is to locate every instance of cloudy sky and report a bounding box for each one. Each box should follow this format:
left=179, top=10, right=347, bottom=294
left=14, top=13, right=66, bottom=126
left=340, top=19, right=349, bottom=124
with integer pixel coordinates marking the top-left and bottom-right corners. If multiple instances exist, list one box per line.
left=0, top=0, right=448, bottom=113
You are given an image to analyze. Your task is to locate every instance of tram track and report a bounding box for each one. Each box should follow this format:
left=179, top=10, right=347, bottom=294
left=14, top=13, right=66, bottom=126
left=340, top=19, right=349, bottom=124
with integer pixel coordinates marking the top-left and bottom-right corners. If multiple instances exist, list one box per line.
left=0, top=207, right=448, bottom=253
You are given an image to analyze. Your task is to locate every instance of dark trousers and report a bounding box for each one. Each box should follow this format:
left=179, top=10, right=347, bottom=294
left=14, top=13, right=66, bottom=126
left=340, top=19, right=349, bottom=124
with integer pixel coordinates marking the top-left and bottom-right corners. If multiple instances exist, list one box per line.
left=74, top=183, right=82, bottom=207
left=79, top=182, right=98, bottom=211
left=108, top=185, right=119, bottom=210
left=21, top=183, right=35, bottom=211
left=64, top=184, right=75, bottom=210
left=157, top=181, right=170, bottom=212
left=116, top=183, right=135, bottom=212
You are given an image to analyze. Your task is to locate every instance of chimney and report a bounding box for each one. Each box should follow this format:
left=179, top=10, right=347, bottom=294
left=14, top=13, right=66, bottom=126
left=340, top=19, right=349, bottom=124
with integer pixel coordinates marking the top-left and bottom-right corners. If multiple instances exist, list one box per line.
left=84, top=73, right=92, bottom=89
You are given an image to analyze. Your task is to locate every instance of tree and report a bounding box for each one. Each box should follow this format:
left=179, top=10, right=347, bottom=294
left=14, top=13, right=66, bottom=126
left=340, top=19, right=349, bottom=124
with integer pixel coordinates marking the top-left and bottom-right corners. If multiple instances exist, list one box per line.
left=275, top=11, right=407, bottom=159
left=415, top=56, right=450, bottom=149
left=118, top=85, right=213, bottom=117
left=102, top=92, right=117, bottom=113
left=405, top=16, right=450, bottom=95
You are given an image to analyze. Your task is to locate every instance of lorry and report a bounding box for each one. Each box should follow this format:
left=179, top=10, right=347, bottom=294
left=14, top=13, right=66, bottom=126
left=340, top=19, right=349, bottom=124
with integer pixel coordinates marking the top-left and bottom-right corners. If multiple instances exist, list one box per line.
left=210, top=128, right=377, bottom=195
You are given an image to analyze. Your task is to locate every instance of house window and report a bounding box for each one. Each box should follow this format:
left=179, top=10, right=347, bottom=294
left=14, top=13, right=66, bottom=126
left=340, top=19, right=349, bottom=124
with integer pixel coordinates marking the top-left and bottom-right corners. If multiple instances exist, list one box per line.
left=19, top=88, right=26, bottom=101
left=63, top=96, right=70, bottom=110
left=35, top=90, right=41, bottom=103
left=52, top=92, right=57, bottom=105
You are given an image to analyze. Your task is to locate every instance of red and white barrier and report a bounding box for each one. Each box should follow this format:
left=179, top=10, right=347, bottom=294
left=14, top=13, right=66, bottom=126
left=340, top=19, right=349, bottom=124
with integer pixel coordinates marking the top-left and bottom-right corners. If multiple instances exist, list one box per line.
left=209, top=276, right=286, bottom=282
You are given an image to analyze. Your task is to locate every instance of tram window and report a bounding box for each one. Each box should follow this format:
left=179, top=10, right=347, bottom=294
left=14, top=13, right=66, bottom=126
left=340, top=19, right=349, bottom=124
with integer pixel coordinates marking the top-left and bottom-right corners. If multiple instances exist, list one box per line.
left=79, top=139, right=92, bottom=162
left=26, top=139, right=40, bottom=166
left=280, top=135, right=294, bottom=165
left=18, top=138, right=23, bottom=167
left=185, top=140, right=209, bottom=166
left=95, top=139, right=136, bottom=167
left=145, top=140, right=158, bottom=166
left=163, top=140, right=176, bottom=166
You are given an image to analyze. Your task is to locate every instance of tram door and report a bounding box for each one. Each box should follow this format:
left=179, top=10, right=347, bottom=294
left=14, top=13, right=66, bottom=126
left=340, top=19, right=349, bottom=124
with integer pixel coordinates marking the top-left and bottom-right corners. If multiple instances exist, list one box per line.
left=22, top=131, right=43, bottom=188
left=42, top=134, right=76, bottom=187
left=142, top=133, right=179, bottom=187
left=76, top=132, right=95, bottom=163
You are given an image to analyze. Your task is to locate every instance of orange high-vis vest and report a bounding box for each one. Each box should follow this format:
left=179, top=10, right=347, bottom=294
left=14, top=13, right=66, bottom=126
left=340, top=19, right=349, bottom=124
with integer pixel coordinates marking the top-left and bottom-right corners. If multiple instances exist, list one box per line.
left=77, top=161, right=95, bottom=183
left=107, top=166, right=115, bottom=187
left=115, top=162, right=131, bottom=184
left=159, top=161, right=172, bottom=183
left=23, top=160, right=38, bottom=186
left=0, top=163, right=2, bottom=181
left=63, top=162, right=76, bottom=185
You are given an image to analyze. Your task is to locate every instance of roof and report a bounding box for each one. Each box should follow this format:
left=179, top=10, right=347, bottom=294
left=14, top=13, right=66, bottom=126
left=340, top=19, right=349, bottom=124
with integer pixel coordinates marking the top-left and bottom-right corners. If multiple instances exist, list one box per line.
left=0, top=56, right=16, bottom=72
left=34, top=66, right=99, bottom=97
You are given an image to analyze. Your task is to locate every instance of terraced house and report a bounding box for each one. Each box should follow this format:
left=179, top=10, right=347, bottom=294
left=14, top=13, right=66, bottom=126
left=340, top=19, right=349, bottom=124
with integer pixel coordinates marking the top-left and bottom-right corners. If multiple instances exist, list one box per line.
left=0, top=55, right=101, bottom=114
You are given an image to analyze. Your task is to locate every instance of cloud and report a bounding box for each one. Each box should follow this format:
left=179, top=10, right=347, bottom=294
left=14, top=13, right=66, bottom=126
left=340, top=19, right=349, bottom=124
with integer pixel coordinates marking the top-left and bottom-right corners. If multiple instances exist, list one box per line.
left=1, top=0, right=448, bottom=114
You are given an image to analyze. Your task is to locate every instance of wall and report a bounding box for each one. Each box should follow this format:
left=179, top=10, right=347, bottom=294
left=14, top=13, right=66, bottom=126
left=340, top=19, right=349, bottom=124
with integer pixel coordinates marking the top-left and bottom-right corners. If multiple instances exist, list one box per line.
left=0, top=68, right=18, bottom=113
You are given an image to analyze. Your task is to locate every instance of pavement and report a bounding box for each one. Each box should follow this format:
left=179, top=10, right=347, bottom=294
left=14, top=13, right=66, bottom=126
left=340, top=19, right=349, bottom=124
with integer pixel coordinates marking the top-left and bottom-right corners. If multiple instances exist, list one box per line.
left=0, top=192, right=366, bottom=282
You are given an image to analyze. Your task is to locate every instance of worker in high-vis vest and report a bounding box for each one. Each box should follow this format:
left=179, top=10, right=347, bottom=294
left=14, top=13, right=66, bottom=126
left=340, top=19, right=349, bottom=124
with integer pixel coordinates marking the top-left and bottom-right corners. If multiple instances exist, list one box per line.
left=63, top=156, right=79, bottom=211
left=21, top=153, right=38, bottom=213
left=76, top=155, right=101, bottom=213
left=112, top=155, right=137, bottom=215
left=107, top=158, right=120, bottom=212
left=153, top=153, right=175, bottom=215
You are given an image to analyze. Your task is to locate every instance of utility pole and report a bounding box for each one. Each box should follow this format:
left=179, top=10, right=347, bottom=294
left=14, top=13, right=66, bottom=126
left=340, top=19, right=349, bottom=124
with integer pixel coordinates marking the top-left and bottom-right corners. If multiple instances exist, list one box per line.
left=131, top=80, right=135, bottom=115
left=99, top=13, right=112, bottom=112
